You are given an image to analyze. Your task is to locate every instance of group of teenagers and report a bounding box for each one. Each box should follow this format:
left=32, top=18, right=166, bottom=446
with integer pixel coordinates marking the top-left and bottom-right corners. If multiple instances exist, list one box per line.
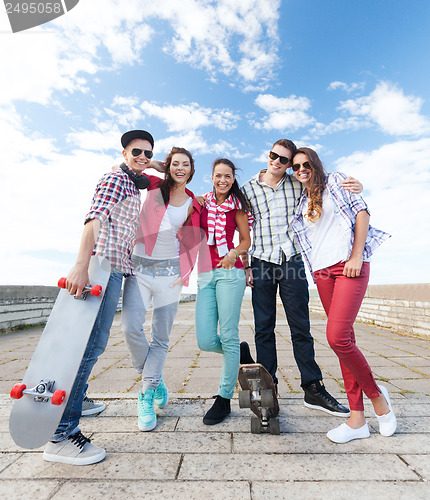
left=42, top=129, right=397, bottom=466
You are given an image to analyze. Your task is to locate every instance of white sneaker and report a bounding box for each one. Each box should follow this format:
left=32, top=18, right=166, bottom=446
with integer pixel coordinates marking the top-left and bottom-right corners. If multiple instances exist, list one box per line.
left=376, top=386, right=397, bottom=437
left=81, top=396, right=106, bottom=416
left=43, top=431, right=106, bottom=465
left=326, top=422, right=370, bottom=444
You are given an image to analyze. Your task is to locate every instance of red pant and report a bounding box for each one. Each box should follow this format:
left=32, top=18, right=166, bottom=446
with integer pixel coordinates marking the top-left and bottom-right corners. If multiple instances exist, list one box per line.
left=314, top=262, right=379, bottom=411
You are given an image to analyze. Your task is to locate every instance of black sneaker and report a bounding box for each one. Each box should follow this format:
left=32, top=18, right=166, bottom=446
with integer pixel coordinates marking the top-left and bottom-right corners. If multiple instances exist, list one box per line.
left=203, top=395, right=231, bottom=425
left=304, top=381, right=350, bottom=417
left=240, top=341, right=255, bottom=364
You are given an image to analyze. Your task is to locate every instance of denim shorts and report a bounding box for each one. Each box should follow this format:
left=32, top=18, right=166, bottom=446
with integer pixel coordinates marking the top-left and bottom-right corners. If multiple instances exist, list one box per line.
left=132, top=255, right=180, bottom=277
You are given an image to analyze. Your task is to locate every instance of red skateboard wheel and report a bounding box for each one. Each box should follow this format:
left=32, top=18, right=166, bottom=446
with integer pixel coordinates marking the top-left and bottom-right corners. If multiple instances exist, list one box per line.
left=58, top=277, right=67, bottom=288
left=90, top=285, right=102, bottom=296
left=51, top=390, right=66, bottom=405
left=10, top=383, right=26, bottom=399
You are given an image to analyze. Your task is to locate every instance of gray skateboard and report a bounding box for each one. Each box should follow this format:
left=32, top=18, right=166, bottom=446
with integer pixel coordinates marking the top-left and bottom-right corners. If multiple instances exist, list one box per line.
left=9, top=256, right=111, bottom=449
left=238, top=363, right=280, bottom=435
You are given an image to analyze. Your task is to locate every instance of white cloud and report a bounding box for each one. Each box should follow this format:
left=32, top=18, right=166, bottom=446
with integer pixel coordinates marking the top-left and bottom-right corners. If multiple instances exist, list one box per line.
left=338, top=81, right=430, bottom=137
left=253, top=93, right=315, bottom=131
left=328, top=81, right=365, bottom=93
left=155, top=131, right=239, bottom=157
left=140, top=101, right=240, bottom=132
left=332, top=138, right=430, bottom=284
left=0, top=1, right=156, bottom=105
left=309, top=116, right=366, bottom=138
left=0, top=0, right=282, bottom=108
left=143, top=0, right=281, bottom=87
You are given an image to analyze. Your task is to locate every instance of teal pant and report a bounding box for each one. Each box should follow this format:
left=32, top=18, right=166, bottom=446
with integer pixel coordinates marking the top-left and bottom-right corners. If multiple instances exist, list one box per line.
left=195, top=268, right=246, bottom=399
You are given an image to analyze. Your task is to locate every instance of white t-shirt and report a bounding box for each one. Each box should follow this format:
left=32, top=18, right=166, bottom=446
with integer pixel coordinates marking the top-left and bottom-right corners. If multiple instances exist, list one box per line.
left=134, top=197, right=192, bottom=260
left=304, top=191, right=365, bottom=272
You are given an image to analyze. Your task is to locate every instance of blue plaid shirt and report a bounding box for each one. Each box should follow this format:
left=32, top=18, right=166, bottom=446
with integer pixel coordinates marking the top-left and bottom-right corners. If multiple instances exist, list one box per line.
left=291, top=172, right=391, bottom=278
left=241, top=171, right=302, bottom=264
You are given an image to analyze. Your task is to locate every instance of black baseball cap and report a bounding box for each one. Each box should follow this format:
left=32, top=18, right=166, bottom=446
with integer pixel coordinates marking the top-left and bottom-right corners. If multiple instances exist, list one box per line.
left=121, top=130, right=154, bottom=149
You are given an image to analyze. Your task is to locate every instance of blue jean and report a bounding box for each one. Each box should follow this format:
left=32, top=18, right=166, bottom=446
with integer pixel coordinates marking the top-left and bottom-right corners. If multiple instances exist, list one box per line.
left=195, top=268, right=246, bottom=399
left=121, top=256, right=182, bottom=392
left=251, top=255, right=322, bottom=387
left=52, top=272, right=123, bottom=441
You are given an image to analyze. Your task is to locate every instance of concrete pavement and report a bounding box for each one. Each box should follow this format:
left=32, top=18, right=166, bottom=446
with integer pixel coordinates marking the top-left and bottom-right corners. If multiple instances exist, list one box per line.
left=1, top=299, right=429, bottom=499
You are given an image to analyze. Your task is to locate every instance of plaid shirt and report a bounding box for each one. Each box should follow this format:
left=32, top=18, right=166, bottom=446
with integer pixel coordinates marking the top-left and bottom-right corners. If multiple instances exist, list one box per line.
left=85, top=169, right=141, bottom=274
left=241, top=171, right=302, bottom=264
left=291, top=171, right=391, bottom=277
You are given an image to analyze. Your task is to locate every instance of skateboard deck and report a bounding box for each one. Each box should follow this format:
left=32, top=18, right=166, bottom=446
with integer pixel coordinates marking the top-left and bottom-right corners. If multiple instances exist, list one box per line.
left=238, top=363, right=280, bottom=435
left=9, top=256, right=111, bottom=449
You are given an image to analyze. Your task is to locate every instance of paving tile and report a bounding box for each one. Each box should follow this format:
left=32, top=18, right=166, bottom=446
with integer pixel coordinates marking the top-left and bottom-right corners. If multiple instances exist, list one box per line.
left=0, top=479, right=60, bottom=499
left=95, top=431, right=232, bottom=454
left=176, top=415, right=250, bottom=433
left=2, top=453, right=181, bottom=480
left=390, top=379, right=430, bottom=393
left=81, top=415, right=178, bottom=433
left=367, top=416, right=430, bottom=434
left=0, top=431, right=45, bottom=452
left=387, top=402, right=430, bottom=417
left=372, top=366, right=425, bottom=379
left=394, top=357, right=430, bottom=367
left=179, top=453, right=418, bottom=481
left=0, top=417, right=9, bottom=432
left=251, top=481, right=430, bottom=500
left=401, top=454, right=430, bottom=481
left=0, top=452, right=20, bottom=473
left=52, top=480, right=251, bottom=499
left=233, top=432, right=430, bottom=455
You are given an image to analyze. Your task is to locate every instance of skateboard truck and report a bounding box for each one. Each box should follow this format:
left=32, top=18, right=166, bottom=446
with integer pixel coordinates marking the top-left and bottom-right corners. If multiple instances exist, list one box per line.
left=238, top=364, right=280, bottom=435
left=10, top=380, right=66, bottom=406
left=57, top=277, right=102, bottom=300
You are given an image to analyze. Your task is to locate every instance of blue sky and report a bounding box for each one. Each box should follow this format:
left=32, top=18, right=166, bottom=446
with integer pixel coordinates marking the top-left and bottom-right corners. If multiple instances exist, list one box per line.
left=1, top=0, right=429, bottom=287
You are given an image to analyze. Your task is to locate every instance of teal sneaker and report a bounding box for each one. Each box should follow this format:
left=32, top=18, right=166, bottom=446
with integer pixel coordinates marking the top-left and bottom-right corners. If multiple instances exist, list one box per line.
left=138, top=389, right=156, bottom=431
left=154, top=380, right=169, bottom=408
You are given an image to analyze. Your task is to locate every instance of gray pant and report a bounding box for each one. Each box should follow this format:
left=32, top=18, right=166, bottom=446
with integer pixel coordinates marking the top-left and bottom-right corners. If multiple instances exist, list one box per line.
left=121, top=256, right=182, bottom=391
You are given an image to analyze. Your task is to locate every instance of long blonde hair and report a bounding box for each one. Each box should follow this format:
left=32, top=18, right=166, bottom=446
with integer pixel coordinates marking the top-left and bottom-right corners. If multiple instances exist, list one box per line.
left=293, top=147, right=327, bottom=223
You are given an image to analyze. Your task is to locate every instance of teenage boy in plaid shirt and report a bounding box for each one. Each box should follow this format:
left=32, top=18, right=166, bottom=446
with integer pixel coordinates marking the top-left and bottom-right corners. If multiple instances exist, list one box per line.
left=240, top=139, right=362, bottom=417
left=43, top=130, right=160, bottom=466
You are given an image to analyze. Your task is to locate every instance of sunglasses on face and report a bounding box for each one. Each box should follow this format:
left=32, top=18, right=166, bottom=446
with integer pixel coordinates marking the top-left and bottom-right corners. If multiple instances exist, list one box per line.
left=292, top=161, right=312, bottom=172
left=269, top=151, right=291, bottom=165
left=131, top=148, right=153, bottom=159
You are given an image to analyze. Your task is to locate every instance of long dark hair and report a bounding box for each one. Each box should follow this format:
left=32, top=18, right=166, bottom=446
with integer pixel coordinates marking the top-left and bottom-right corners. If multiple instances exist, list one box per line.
left=212, top=158, right=252, bottom=213
left=293, top=147, right=327, bottom=222
left=160, top=147, right=195, bottom=204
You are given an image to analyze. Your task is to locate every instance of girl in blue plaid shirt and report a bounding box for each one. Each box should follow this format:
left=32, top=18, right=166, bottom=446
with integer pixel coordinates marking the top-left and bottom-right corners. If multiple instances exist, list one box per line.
left=291, top=147, right=396, bottom=444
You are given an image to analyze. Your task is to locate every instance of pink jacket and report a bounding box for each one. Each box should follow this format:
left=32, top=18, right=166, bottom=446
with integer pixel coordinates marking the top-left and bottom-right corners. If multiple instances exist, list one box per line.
left=135, top=175, right=204, bottom=286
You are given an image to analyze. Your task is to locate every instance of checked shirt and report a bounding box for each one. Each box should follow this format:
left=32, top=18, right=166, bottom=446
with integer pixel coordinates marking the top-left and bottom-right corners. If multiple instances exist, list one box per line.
left=291, top=171, right=391, bottom=277
left=85, top=169, right=141, bottom=275
left=241, top=171, right=302, bottom=264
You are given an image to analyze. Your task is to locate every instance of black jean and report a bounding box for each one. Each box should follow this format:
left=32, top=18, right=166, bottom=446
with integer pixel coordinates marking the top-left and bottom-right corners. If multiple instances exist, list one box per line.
left=250, top=255, right=322, bottom=387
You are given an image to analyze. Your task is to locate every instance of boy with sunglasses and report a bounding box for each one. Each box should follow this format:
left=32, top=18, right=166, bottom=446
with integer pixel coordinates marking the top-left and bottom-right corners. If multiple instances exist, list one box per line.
left=240, top=138, right=362, bottom=417
left=43, top=129, right=160, bottom=466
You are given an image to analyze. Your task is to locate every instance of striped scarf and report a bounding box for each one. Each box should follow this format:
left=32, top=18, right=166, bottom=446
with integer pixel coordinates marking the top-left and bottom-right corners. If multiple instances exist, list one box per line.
left=204, top=191, right=254, bottom=256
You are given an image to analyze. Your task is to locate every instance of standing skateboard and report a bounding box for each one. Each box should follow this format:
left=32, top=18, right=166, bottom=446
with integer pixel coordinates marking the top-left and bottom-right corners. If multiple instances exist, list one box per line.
left=238, top=363, right=280, bottom=435
left=9, top=256, right=111, bottom=449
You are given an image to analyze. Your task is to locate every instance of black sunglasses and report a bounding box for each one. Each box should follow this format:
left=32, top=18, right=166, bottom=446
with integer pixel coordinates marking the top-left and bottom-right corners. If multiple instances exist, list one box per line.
left=131, top=148, right=153, bottom=159
left=269, top=151, right=291, bottom=165
left=292, top=161, right=312, bottom=172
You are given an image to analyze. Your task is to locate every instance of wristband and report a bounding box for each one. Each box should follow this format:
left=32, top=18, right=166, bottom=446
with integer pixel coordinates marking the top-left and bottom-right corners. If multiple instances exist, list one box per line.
left=226, top=254, right=236, bottom=262
left=231, top=248, right=239, bottom=260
